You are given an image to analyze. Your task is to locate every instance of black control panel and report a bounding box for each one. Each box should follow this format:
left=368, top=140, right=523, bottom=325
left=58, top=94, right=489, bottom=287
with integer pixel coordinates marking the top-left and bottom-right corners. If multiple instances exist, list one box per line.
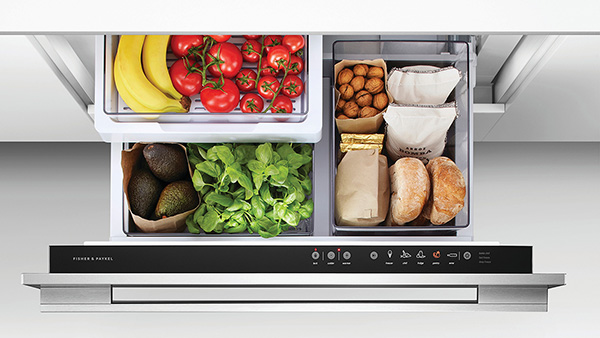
left=50, top=245, right=532, bottom=273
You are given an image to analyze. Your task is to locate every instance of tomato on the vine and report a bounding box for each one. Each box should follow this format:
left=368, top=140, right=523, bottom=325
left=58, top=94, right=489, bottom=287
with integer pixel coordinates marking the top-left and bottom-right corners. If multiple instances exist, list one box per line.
left=259, top=58, right=279, bottom=77
left=266, top=45, right=290, bottom=70
left=200, top=78, right=240, bottom=113
left=281, top=75, right=304, bottom=98
left=206, top=42, right=243, bottom=79
left=243, top=35, right=262, bottom=40
left=241, top=39, right=262, bottom=63
left=170, top=35, right=204, bottom=58
left=263, top=35, right=282, bottom=53
left=271, top=95, right=293, bottom=114
left=235, top=69, right=257, bottom=92
left=288, top=55, right=304, bottom=75
left=169, top=58, right=203, bottom=97
left=208, top=35, right=231, bottom=42
left=257, top=76, right=280, bottom=100
left=282, top=35, right=304, bottom=53
left=240, top=93, right=264, bottom=113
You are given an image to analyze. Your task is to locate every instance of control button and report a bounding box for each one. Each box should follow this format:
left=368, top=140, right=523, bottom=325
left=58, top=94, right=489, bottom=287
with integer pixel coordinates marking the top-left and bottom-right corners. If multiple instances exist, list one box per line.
left=311, top=251, right=320, bottom=260
left=447, top=252, right=458, bottom=258
left=387, top=250, right=393, bottom=258
left=370, top=251, right=378, bottom=260
left=327, top=251, right=336, bottom=260
left=416, top=250, right=426, bottom=259
left=400, top=250, right=411, bottom=259
left=463, top=251, right=472, bottom=260
left=343, top=251, right=351, bottom=260
left=433, top=251, right=440, bottom=259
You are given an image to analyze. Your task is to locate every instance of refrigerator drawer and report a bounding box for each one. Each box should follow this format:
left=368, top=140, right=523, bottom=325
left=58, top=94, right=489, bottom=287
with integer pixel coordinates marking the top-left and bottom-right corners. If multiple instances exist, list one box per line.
left=94, top=35, right=323, bottom=143
left=328, top=39, right=474, bottom=236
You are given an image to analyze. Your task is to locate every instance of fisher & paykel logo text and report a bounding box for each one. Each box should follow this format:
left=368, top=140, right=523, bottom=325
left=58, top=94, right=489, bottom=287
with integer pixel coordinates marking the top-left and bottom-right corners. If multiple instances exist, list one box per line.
left=72, top=256, right=114, bottom=261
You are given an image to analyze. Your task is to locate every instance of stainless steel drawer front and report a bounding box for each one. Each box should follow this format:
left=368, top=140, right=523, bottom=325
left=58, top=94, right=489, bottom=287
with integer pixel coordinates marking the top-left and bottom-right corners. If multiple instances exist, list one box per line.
left=23, top=272, right=564, bottom=312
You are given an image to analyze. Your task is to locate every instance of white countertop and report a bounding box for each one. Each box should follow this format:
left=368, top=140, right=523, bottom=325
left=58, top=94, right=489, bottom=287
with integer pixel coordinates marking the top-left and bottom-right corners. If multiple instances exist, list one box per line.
left=1, top=0, right=599, bottom=34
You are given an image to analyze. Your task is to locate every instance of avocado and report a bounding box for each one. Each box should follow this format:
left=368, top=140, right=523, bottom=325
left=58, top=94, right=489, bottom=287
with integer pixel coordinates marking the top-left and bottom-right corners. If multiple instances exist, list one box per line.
left=155, top=181, right=199, bottom=219
left=143, top=143, right=189, bottom=182
left=128, top=169, right=163, bottom=219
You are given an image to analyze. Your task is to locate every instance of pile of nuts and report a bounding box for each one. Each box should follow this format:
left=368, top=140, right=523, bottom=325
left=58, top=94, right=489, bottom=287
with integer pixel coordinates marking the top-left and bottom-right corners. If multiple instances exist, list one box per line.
left=335, top=64, right=389, bottom=120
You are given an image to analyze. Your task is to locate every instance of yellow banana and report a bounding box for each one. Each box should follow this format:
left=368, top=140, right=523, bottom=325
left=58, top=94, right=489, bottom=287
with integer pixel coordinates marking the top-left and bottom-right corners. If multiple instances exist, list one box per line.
left=114, top=57, right=157, bottom=113
left=142, top=35, right=183, bottom=100
left=115, top=35, right=188, bottom=113
left=114, top=57, right=163, bottom=119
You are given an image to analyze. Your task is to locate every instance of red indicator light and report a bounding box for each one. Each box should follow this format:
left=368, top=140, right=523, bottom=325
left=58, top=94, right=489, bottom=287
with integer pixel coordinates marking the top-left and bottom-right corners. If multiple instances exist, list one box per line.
left=337, top=248, right=341, bottom=252
left=314, top=248, right=317, bottom=251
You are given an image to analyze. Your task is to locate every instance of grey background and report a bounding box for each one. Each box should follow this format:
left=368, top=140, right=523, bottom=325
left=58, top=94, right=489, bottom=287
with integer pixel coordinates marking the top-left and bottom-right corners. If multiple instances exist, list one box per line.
left=1, top=142, right=599, bottom=337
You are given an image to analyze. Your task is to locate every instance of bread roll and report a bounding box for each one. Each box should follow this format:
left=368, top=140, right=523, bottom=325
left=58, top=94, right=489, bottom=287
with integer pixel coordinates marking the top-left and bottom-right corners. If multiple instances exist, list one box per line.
left=423, top=157, right=466, bottom=225
left=389, top=157, right=430, bottom=225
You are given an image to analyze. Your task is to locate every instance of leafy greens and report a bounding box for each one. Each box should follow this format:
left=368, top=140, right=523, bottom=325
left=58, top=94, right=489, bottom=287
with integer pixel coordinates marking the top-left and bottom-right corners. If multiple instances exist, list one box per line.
left=186, top=143, right=314, bottom=238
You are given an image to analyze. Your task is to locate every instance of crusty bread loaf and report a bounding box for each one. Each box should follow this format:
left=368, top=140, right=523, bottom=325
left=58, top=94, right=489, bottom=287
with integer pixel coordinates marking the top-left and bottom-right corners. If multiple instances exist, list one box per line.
left=389, top=157, right=430, bottom=225
left=423, top=157, right=466, bottom=225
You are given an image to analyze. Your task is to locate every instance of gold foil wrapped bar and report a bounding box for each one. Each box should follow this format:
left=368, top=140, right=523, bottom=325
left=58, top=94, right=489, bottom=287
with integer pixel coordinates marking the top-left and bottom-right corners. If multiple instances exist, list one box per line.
left=340, top=133, right=384, bottom=144
left=340, top=143, right=383, bottom=153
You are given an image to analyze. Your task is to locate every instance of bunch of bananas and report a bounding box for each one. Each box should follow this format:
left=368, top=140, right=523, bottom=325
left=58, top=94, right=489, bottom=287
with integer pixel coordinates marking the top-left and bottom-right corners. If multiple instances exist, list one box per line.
left=114, top=35, right=190, bottom=113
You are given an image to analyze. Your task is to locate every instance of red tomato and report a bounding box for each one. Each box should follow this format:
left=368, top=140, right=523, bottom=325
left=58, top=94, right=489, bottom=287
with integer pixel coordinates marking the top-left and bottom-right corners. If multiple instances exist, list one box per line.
left=241, top=39, right=262, bottom=63
left=281, top=75, right=304, bottom=98
left=282, top=35, right=305, bottom=53
left=170, top=35, right=204, bottom=58
left=240, top=93, right=264, bottom=113
left=271, top=95, right=293, bottom=113
left=288, top=55, right=304, bottom=75
left=209, top=35, right=231, bottom=42
left=206, top=42, right=243, bottom=79
left=257, top=76, right=280, bottom=100
left=235, top=69, right=257, bottom=92
left=259, top=58, right=279, bottom=77
left=266, top=45, right=290, bottom=70
left=200, top=78, right=240, bottom=113
left=169, top=58, right=203, bottom=97
left=263, top=35, right=282, bottom=53
left=243, top=35, right=262, bottom=40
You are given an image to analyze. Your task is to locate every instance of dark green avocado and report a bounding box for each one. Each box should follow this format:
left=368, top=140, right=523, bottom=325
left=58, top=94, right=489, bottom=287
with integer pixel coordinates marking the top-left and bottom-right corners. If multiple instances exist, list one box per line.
left=143, top=143, right=188, bottom=182
left=128, top=169, right=163, bottom=219
left=155, top=181, right=199, bottom=219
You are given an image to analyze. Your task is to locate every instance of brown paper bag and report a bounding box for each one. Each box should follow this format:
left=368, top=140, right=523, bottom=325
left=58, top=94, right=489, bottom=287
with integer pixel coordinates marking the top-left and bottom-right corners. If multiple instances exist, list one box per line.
left=335, top=149, right=390, bottom=226
left=122, top=143, right=199, bottom=233
left=334, top=59, right=393, bottom=134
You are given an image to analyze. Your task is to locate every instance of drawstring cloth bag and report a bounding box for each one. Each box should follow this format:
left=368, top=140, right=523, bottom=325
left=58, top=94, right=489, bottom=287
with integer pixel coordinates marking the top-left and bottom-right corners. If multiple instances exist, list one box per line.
left=387, top=65, right=460, bottom=105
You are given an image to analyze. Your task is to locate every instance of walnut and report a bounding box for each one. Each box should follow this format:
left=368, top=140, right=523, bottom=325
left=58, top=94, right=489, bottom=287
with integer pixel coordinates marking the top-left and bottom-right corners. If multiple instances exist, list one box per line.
left=373, top=92, right=389, bottom=110
left=355, top=90, right=372, bottom=107
left=336, top=112, right=350, bottom=120
left=339, top=84, right=354, bottom=100
left=350, top=76, right=365, bottom=92
left=359, top=106, right=379, bottom=118
left=335, top=98, right=346, bottom=112
left=337, top=68, right=354, bottom=85
left=365, top=78, right=384, bottom=94
left=343, top=100, right=359, bottom=118
left=367, top=66, right=384, bottom=78
left=353, top=64, right=369, bottom=77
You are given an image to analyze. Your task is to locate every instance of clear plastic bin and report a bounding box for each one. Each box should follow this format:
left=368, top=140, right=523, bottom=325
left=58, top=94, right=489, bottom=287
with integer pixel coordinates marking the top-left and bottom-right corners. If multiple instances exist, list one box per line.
left=103, top=35, right=310, bottom=123
left=330, top=39, right=473, bottom=236
left=122, top=143, right=315, bottom=238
